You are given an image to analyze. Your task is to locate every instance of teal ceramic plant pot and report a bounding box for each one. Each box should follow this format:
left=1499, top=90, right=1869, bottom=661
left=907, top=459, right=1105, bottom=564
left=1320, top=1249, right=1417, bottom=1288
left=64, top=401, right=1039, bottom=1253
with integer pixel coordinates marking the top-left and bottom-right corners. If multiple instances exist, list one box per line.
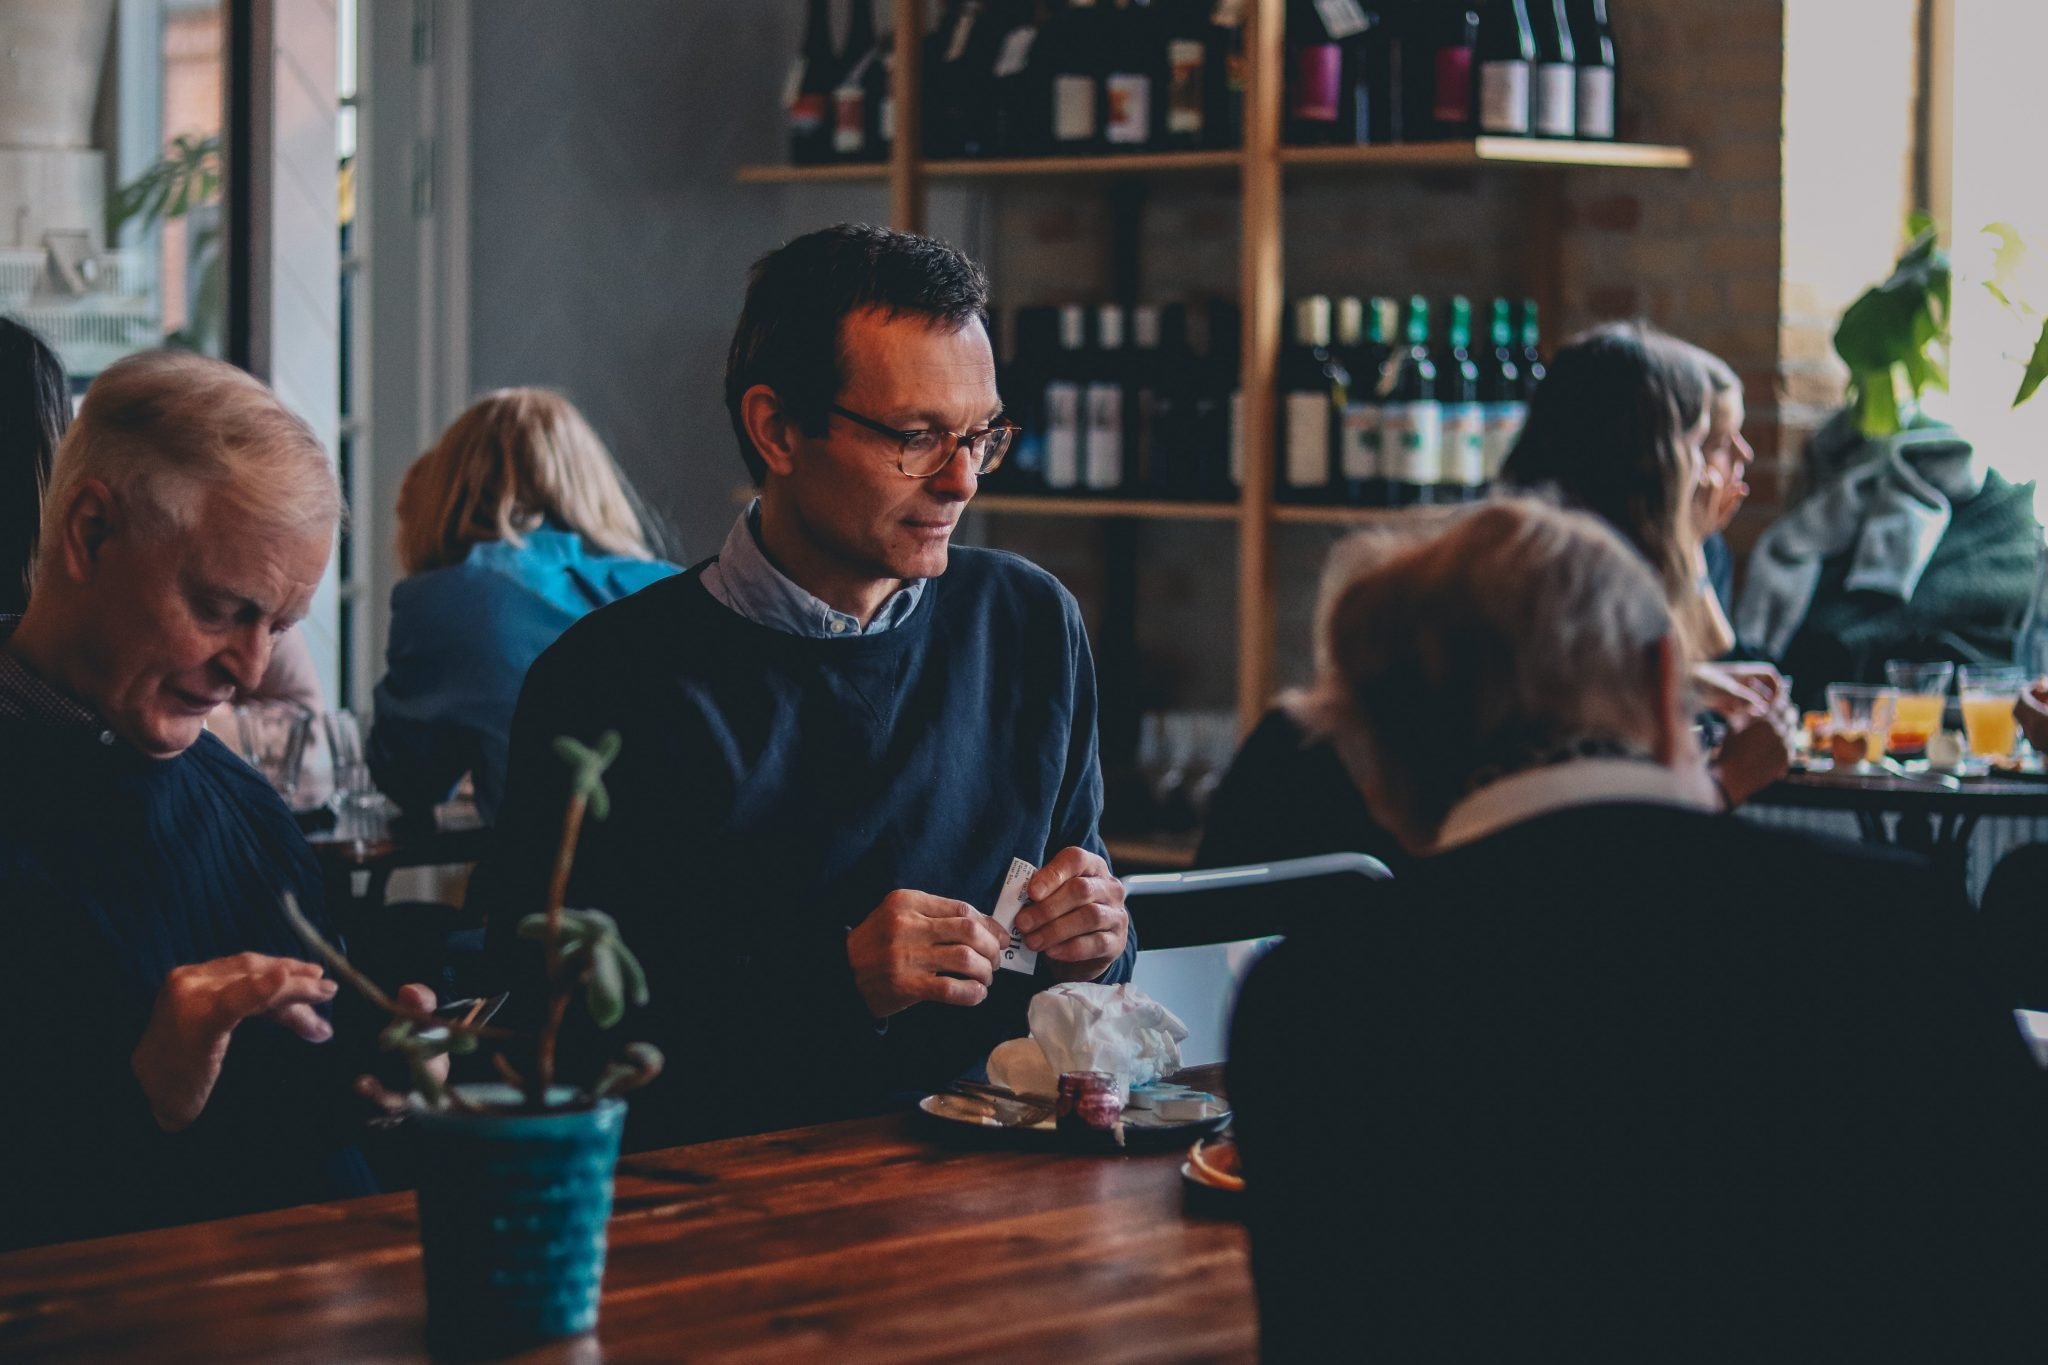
left=410, top=1085, right=626, bottom=1358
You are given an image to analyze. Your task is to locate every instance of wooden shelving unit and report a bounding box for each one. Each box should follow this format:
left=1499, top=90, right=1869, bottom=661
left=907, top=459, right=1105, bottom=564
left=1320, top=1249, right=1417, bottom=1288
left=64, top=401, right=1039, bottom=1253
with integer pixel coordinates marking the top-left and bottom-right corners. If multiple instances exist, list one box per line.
left=738, top=0, right=1694, bottom=737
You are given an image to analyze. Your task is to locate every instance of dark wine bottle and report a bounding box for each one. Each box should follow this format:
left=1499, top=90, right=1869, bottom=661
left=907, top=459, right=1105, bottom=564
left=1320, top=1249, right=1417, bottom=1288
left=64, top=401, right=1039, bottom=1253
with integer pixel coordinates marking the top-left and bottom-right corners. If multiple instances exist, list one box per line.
left=786, top=0, right=841, bottom=165
left=1479, top=297, right=1526, bottom=481
left=999, top=305, right=1057, bottom=492
left=1285, top=0, right=1384, bottom=146
left=1209, top=0, right=1248, bottom=149
left=1381, top=296, right=1442, bottom=505
left=1160, top=0, right=1213, bottom=150
left=1335, top=295, right=1388, bottom=504
left=1438, top=295, right=1486, bottom=499
left=1528, top=0, right=1575, bottom=138
left=1517, top=296, right=1547, bottom=398
left=1280, top=295, right=1349, bottom=502
left=1103, top=0, right=1161, bottom=152
left=1567, top=0, right=1615, bottom=141
left=1044, top=304, right=1089, bottom=490
left=1086, top=304, right=1129, bottom=490
left=990, top=0, right=1046, bottom=156
left=1044, top=0, right=1110, bottom=155
left=832, top=0, right=889, bottom=162
left=1130, top=304, right=1169, bottom=491
left=1415, top=4, right=1480, bottom=140
left=1474, top=0, right=1534, bottom=137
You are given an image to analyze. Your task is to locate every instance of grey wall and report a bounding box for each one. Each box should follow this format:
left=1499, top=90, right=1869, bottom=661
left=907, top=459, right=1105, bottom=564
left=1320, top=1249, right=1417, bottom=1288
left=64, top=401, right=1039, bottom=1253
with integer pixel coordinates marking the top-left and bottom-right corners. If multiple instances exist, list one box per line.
left=469, top=0, right=897, bottom=562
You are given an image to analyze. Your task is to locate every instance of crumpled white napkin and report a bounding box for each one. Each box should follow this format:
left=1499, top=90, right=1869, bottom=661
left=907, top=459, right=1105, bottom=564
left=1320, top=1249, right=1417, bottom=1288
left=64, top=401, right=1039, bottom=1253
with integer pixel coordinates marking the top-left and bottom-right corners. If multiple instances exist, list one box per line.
left=986, top=983, right=1190, bottom=1098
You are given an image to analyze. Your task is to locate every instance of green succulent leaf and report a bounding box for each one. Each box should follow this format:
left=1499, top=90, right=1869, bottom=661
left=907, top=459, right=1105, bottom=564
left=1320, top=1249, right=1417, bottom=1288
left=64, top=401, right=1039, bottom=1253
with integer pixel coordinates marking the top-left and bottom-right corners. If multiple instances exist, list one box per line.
left=516, top=912, right=551, bottom=942
left=613, top=936, right=650, bottom=1008
left=586, top=945, right=626, bottom=1028
left=2017, top=319, right=2048, bottom=410
left=379, top=1018, right=417, bottom=1053
left=551, top=731, right=622, bottom=819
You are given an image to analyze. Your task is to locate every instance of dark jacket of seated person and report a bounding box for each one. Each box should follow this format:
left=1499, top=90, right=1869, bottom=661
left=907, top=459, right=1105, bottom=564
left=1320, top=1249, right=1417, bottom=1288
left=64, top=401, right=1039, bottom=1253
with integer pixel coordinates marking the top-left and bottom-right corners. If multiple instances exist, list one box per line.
left=1195, top=705, right=1407, bottom=877
left=1230, top=497, right=2048, bottom=1363
left=471, top=547, right=1136, bottom=1150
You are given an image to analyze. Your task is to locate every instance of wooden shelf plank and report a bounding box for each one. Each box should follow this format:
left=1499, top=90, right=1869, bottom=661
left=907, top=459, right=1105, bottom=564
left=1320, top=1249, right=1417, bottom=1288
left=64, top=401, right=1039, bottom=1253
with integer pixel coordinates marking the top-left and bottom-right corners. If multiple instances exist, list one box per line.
left=1281, top=138, right=1693, bottom=171
left=971, top=494, right=1241, bottom=521
left=1106, top=836, right=1201, bottom=871
left=925, top=149, right=1243, bottom=178
left=735, top=163, right=892, bottom=185
left=1271, top=502, right=1473, bottom=527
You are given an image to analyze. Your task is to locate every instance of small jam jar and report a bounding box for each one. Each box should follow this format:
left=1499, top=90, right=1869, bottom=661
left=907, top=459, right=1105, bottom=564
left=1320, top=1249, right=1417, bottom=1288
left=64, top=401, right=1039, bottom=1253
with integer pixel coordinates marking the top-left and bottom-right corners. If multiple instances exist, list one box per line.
left=1056, top=1070, right=1123, bottom=1134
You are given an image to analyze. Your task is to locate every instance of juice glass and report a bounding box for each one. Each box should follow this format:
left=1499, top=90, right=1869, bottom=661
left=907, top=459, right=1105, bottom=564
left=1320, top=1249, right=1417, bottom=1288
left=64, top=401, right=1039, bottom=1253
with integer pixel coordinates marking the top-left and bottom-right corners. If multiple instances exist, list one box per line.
left=1883, top=661, right=1954, bottom=755
left=1960, top=665, right=2027, bottom=759
left=1825, top=684, right=1897, bottom=766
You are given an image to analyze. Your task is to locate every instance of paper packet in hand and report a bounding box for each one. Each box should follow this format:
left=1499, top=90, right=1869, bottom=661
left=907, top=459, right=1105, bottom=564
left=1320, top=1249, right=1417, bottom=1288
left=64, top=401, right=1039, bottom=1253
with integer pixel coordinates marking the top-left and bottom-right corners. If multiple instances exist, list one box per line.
left=991, top=857, right=1038, bottom=975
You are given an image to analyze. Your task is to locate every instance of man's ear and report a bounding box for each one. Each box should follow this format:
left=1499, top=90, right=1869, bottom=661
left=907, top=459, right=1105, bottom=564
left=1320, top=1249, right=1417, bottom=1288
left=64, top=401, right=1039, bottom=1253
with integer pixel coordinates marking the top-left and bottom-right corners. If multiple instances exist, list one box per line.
left=740, top=384, right=803, bottom=479
left=51, top=477, right=118, bottom=586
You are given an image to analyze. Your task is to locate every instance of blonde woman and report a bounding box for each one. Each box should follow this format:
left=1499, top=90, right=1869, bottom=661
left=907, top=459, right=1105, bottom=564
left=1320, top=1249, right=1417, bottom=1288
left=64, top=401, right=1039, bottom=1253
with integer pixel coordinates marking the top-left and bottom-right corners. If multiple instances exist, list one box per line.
left=368, top=389, right=678, bottom=820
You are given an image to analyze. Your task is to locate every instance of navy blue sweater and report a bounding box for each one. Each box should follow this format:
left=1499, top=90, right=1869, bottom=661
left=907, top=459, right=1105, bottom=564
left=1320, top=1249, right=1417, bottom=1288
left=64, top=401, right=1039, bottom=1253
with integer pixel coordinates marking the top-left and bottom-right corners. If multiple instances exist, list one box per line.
left=0, top=722, right=375, bottom=1249
left=473, top=547, right=1135, bottom=1147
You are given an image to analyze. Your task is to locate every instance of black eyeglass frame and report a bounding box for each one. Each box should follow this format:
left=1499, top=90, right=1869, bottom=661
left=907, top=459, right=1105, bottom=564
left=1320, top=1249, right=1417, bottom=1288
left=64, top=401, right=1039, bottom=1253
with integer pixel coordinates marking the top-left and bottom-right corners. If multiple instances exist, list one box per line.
left=828, top=403, right=1019, bottom=479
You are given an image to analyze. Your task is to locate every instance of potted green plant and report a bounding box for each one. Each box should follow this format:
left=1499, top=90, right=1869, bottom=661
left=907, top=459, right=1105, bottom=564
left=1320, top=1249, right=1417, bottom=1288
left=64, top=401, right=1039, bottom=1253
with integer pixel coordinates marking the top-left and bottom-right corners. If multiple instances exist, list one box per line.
left=285, top=732, right=661, bottom=1358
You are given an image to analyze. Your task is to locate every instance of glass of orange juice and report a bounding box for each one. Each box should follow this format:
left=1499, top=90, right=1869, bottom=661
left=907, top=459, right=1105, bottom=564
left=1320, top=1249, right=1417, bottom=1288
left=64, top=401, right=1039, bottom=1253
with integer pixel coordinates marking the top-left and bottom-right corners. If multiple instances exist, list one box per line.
left=1883, top=661, right=1953, bottom=756
left=1960, top=665, right=2027, bottom=761
left=1825, top=684, right=1898, bottom=767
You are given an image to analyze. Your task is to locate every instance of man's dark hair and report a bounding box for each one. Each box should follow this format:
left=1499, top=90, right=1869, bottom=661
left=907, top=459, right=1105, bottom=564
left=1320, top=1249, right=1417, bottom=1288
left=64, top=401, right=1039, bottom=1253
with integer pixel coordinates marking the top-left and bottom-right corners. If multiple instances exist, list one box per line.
left=723, top=223, right=990, bottom=483
left=0, top=318, right=70, bottom=616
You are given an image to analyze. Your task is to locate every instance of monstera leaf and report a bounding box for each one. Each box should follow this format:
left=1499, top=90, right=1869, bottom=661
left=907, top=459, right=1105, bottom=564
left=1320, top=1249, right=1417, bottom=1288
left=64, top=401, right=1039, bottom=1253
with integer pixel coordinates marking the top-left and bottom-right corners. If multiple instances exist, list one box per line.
left=1835, top=214, right=1952, bottom=437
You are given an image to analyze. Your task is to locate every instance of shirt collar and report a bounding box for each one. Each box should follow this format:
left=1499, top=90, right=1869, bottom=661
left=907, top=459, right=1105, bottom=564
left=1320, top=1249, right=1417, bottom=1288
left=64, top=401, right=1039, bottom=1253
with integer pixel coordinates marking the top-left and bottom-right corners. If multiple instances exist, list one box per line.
left=0, top=615, right=119, bottom=743
left=700, top=499, right=925, bottom=638
left=1434, top=758, right=1719, bottom=852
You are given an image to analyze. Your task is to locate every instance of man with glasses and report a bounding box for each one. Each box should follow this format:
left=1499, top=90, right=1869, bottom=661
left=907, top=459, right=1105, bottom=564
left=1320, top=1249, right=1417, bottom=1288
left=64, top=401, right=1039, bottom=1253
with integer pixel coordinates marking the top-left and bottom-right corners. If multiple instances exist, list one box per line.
left=473, top=224, right=1133, bottom=1147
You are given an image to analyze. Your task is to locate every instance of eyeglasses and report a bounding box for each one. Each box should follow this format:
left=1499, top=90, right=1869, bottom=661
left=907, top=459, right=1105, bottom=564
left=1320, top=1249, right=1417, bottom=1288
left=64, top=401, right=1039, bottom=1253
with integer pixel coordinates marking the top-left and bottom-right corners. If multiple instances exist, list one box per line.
left=828, top=404, right=1018, bottom=479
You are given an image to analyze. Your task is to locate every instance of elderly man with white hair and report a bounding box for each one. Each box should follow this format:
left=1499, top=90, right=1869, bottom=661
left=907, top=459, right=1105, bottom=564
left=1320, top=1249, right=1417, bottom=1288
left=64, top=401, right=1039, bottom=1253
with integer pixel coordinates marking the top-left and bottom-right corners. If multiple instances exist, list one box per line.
left=0, top=350, right=432, bottom=1250
left=1228, top=497, right=2048, bottom=1363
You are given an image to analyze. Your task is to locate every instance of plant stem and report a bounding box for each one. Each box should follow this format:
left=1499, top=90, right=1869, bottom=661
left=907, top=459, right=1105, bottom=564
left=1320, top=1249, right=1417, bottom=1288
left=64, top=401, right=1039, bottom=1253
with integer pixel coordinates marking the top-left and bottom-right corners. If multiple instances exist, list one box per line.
left=533, top=793, right=590, bottom=1105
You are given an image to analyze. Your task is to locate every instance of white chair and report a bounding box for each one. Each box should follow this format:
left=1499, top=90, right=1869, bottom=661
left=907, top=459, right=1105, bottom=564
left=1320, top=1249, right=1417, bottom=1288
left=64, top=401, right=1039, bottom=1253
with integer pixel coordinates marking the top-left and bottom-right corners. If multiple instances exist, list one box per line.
left=1125, top=852, right=1391, bottom=1067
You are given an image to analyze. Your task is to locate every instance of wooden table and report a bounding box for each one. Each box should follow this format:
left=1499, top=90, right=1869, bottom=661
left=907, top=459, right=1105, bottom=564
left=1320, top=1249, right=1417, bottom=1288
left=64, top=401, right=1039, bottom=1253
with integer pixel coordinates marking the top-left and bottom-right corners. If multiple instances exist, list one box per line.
left=1751, top=766, right=2048, bottom=886
left=304, top=800, right=493, bottom=910
left=0, top=1077, right=1253, bottom=1363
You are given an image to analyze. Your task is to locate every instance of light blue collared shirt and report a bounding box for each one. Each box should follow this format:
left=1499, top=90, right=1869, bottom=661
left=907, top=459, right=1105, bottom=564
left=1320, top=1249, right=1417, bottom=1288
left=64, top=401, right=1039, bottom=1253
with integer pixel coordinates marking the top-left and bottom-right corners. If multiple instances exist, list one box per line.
left=699, top=499, right=925, bottom=637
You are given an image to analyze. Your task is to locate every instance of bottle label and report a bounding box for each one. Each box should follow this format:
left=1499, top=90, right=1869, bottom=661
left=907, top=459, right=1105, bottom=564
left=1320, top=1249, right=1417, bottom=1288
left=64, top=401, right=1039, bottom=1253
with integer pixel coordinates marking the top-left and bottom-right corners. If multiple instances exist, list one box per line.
left=993, top=26, right=1037, bottom=79
left=1167, top=39, right=1206, bottom=134
left=833, top=89, right=866, bottom=154
left=1314, top=0, right=1371, bottom=41
left=1045, top=381, right=1082, bottom=488
left=1292, top=46, right=1342, bottom=124
left=1444, top=404, right=1486, bottom=486
left=1284, top=391, right=1333, bottom=488
left=1481, top=401, right=1526, bottom=478
left=1433, top=46, right=1474, bottom=125
left=1383, top=402, right=1443, bottom=484
left=1106, top=73, right=1152, bottom=144
left=1085, top=382, right=1124, bottom=488
left=1533, top=61, right=1576, bottom=137
left=1341, top=403, right=1382, bottom=481
left=1228, top=390, right=1245, bottom=487
left=1478, top=60, right=1530, bottom=134
left=1576, top=66, right=1615, bottom=139
left=1054, top=75, right=1098, bottom=142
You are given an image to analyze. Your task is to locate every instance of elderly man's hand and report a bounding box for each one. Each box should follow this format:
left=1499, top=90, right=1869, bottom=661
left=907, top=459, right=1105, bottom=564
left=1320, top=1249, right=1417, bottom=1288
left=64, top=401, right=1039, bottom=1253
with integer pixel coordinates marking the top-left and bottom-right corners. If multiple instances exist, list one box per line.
left=131, top=953, right=338, bottom=1133
left=2017, top=680, right=2048, bottom=753
left=1016, top=847, right=1129, bottom=983
left=1711, top=706, right=1797, bottom=809
left=848, top=891, right=1007, bottom=1019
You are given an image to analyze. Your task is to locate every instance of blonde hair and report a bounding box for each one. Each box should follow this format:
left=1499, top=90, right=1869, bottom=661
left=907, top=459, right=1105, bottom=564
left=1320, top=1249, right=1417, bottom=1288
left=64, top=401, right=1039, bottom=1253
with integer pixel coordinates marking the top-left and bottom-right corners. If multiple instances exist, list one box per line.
left=396, top=387, right=652, bottom=574
left=38, top=350, right=339, bottom=562
left=1301, top=497, right=1679, bottom=849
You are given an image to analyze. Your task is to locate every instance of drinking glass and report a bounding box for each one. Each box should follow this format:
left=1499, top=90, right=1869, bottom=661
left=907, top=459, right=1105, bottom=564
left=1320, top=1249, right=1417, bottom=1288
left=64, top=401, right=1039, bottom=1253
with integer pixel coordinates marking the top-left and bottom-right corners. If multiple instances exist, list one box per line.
left=1825, top=684, right=1897, bottom=767
left=324, top=708, right=385, bottom=839
left=1959, top=665, right=2027, bottom=759
left=1882, top=661, right=1953, bottom=756
left=233, top=701, right=314, bottom=805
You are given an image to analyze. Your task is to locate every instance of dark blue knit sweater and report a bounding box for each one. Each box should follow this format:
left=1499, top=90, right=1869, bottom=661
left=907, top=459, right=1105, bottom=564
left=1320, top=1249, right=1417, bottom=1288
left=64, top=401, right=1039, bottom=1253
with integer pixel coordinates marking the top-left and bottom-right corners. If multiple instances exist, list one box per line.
left=0, top=721, right=376, bottom=1249
left=472, top=547, right=1135, bottom=1147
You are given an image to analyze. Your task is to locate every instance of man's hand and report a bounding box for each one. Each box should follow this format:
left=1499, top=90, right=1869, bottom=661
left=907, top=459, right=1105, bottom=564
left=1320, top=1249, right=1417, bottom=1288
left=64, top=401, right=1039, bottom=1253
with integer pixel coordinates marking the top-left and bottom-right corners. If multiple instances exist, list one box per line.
left=131, top=953, right=338, bottom=1133
left=2017, top=680, right=2048, bottom=753
left=1711, top=705, right=1797, bottom=809
left=1016, top=847, right=1130, bottom=983
left=847, top=891, right=1007, bottom=1019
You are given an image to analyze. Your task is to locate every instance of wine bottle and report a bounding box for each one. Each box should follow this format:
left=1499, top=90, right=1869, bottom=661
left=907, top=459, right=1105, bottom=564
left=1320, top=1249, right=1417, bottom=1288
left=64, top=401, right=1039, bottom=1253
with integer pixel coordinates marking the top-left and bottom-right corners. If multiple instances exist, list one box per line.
left=1415, top=4, right=1480, bottom=140
left=925, top=0, right=975, bottom=158
left=786, top=0, right=841, bottom=165
left=1161, top=0, right=1213, bottom=151
left=832, top=0, right=887, bottom=162
left=1104, top=0, right=1161, bottom=151
left=1528, top=0, right=1576, bottom=138
left=1001, top=306, right=1057, bottom=491
left=1130, top=304, right=1168, bottom=491
left=1209, top=0, right=1248, bottom=149
left=1280, top=295, right=1348, bottom=501
left=1087, top=304, right=1129, bottom=490
left=1045, top=0, right=1109, bottom=155
left=1335, top=295, right=1388, bottom=505
left=1285, top=0, right=1383, bottom=146
left=990, top=0, right=1045, bottom=156
left=1438, top=296, right=1486, bottom=499
left=1474, top=0, right=1534, bottom=137
left=1045, top=304, right=1088, bottom=490
left=1517, top=297, right=1547, bottom=398
left=1568, top=0, right=1616, bottom=141
left=1479, top=297, right=1526, bottom=480
left=1380, top=296, right=1442, bottom=505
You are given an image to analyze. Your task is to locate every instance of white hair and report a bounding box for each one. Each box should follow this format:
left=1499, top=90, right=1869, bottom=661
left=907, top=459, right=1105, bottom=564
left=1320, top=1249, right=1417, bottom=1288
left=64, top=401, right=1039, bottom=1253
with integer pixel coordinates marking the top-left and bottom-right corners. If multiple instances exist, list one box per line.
left=37, top=350, right=340, bottom=563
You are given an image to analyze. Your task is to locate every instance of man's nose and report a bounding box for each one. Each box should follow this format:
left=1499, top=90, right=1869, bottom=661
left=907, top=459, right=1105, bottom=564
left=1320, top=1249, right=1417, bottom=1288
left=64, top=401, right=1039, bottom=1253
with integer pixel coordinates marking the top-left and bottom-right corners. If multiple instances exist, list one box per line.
left=929, top=440, right=980, bottom=500
left=217, top=626, right=273, bottom=693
